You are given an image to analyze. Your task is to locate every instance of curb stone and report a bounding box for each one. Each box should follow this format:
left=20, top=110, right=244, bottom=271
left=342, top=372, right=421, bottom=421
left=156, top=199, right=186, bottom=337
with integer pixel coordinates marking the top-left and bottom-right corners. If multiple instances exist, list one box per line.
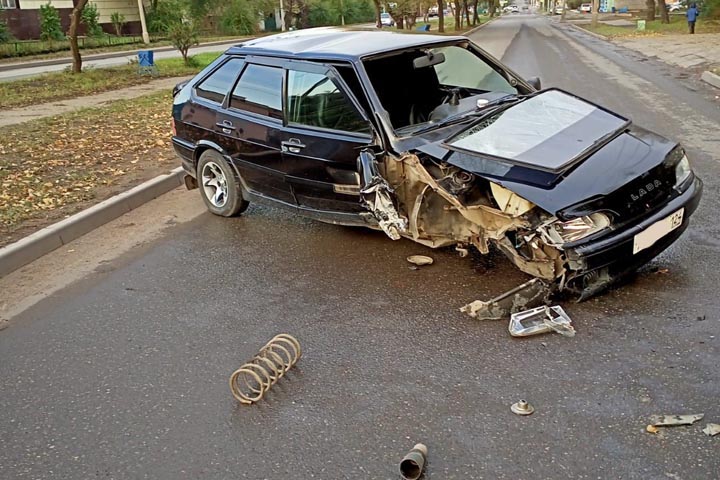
left=557, top=19, right=610, bottom=41
left=465, top=16, right=500, bottom=36
left=700, top=70, right=720, bottom=89
left=0, top=167, right=185, bottom=278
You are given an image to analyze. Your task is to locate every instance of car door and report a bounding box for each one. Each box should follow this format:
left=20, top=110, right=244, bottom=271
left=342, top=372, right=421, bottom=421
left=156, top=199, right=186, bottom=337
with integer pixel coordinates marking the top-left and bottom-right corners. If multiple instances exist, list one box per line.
left=214, top=59, right=295, bottom=205
left=281, top=62, right=375, bottom=213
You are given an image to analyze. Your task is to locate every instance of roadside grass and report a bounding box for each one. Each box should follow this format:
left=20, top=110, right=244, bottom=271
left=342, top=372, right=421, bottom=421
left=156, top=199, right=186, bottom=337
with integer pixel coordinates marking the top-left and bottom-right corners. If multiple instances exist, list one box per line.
left=580, top=16, right=720, bottom=37
left=0, top=91, right=176, bottom=246
left=0, top=52, right=221, bottom=110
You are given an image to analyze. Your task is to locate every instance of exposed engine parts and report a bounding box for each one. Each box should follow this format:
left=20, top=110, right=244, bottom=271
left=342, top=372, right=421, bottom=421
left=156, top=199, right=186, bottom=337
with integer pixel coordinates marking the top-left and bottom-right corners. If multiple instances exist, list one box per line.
left=229, top=334, right=301, bottom=405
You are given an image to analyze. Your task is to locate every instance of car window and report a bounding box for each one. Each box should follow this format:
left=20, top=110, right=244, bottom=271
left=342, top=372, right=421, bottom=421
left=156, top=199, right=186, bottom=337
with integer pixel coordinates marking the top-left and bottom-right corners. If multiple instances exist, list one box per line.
left=230, top=64, right=283, bottom=119
left=195, top=58, right=244, bottom=104
left=432, top=46, right=517, bottom=95
left=286, top=70, right=369, bottom=134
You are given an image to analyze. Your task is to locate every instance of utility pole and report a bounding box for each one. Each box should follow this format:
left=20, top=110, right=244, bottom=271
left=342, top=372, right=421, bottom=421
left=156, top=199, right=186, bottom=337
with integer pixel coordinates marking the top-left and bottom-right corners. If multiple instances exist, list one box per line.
left=137, top=0, right=149, bottom=44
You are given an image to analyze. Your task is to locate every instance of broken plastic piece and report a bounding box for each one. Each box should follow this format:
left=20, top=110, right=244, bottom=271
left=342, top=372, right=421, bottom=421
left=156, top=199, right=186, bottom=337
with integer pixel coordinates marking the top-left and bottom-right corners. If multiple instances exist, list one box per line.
left=510, top=400, right=535, bottom=415
left=508, top=305, right=575, bottom=338
left=407, top=255, right=434, bottom=266
left=399, top=443, right=428, bottom=480
left=649, top=414, right=704, bottom=427
left=646, top=425, right=659, bottom=434
left=702, top=423, right=720, bottom=436
left=460, top=278, right=551, bottom=320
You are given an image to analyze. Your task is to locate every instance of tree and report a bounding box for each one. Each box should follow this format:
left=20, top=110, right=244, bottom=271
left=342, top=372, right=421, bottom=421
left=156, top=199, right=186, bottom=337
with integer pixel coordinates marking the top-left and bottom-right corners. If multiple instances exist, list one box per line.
left=68, top=0, right=89, bottom=73
left=471, top=0, right=479, bottom=25
left=438, top=0, right=444, bottom=32
left=110, top=12, right=126, bottom=35
left=645, top=0, right=655, bottom=20
left=372, top=0, right=382, bottom=27
left=656, top=0, right=670, bottom=23
left=0, top=19, right=11, bottom=44
left=81, top=2, right=103, bottom=37
left=39, top=3, right=64, bottom=41
left=590, top=0, right=598, bottom=27
left=168, top=20, right=199, bottom=65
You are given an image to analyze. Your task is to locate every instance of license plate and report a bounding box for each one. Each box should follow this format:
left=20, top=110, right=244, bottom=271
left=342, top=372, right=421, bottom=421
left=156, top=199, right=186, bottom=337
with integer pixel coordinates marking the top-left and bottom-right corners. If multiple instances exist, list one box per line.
left=633, top=208, right=684, bottom=254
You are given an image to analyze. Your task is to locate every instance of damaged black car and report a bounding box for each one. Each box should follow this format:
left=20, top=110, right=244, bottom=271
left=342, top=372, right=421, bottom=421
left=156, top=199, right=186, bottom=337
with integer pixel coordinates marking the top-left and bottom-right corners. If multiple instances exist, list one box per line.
left=171, top=27, right=702, bottom=300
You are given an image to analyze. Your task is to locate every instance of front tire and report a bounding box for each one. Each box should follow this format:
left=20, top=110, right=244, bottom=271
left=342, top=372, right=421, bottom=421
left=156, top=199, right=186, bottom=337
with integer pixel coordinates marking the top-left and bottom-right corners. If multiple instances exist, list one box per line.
left=197, top=150, right=249, bottom=217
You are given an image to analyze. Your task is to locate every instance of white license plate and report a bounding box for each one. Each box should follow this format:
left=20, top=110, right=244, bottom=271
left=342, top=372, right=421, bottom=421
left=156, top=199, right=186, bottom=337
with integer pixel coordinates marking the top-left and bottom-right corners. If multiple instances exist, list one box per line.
left=633, top=208, right=684, bottom=254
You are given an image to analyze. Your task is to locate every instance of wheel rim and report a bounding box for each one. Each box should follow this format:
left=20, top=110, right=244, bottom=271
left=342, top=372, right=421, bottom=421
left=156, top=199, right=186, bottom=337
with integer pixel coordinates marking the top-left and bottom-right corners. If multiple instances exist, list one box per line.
left=201, top=161, right=229, bottom=208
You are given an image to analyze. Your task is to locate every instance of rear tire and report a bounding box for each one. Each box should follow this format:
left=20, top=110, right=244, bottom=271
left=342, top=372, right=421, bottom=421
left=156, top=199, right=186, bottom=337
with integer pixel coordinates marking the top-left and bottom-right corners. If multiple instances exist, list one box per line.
left=196, top=150, right=249, bottom=217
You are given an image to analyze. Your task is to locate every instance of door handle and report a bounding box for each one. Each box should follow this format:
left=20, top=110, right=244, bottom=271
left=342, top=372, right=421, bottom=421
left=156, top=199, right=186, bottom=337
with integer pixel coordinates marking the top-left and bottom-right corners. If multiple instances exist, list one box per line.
left=281, top=138, right=306, bottom=154
left=215, top=120, right=235, bottom=134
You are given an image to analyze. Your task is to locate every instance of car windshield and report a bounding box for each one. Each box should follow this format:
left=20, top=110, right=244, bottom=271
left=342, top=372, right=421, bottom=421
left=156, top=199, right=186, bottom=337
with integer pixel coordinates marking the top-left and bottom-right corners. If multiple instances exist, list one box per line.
left=363, top=44, right=518, bottom=134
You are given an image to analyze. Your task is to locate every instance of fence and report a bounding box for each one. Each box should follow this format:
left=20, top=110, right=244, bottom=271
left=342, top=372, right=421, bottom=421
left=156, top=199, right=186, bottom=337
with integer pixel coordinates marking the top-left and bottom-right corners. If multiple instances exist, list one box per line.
left=0, top=35, right=165, bottom=59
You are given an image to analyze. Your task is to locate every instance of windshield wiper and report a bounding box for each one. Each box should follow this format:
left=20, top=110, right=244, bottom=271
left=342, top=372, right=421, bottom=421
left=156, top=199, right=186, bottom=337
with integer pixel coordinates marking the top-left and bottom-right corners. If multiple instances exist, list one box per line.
left=410, top=94, right=529, bottom=136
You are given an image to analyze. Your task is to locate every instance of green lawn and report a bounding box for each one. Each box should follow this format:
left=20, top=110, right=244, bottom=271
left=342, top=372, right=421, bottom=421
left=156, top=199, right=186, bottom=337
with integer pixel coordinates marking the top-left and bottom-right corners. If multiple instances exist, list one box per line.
left=0, top=52, right=221, bottom=110
left=581, top=15, right=720, bottom=37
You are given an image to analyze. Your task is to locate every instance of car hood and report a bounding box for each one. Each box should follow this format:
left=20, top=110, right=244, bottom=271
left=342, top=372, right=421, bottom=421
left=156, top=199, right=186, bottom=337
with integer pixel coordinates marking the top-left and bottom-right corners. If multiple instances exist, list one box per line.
left=414, top=123, right=677, bottom=216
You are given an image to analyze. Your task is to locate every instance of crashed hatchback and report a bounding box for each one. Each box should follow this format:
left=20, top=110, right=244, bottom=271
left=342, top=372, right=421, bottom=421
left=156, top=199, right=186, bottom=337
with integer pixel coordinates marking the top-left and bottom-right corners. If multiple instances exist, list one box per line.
left=171, top=28, right=702, bottom=298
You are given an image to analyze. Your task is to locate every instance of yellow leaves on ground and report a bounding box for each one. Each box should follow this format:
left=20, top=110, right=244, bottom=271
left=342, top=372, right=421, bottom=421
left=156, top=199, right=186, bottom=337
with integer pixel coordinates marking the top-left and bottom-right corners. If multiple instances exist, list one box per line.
left=0, top=91, right=177, bottom=237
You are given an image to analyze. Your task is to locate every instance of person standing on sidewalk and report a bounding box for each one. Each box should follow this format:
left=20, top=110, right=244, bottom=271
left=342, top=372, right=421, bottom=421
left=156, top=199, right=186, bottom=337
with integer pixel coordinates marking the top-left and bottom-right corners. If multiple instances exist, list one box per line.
left=687, top=3, right=699, bottom=34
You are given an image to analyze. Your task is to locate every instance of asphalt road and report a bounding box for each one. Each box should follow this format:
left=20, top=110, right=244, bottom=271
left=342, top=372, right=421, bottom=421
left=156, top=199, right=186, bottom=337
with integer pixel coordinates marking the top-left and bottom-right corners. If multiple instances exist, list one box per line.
left=2, top=14, right=720, bottom=479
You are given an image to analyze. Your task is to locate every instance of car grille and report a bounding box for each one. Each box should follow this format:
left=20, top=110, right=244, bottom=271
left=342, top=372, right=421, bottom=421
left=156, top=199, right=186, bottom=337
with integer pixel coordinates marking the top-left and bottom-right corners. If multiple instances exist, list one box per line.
left=611, top=163, right=676, bottom=220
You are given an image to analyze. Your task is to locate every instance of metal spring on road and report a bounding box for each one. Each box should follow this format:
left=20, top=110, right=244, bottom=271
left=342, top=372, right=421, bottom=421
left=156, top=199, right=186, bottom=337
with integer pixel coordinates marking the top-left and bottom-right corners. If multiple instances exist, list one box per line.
left=229, top=334, right=301, bottom=405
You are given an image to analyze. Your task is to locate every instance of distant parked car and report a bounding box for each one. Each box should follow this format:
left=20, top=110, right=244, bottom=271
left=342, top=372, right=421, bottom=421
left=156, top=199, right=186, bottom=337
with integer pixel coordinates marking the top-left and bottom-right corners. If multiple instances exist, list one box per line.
left=504, top=4, right=520, bottom=13
left=554, top=5, right=564, bottom=14
left=580, top=3, right=592, bottom=12
left=668, top=2, right=684, bottom=11
left=380, top=12, right=395, bottom=27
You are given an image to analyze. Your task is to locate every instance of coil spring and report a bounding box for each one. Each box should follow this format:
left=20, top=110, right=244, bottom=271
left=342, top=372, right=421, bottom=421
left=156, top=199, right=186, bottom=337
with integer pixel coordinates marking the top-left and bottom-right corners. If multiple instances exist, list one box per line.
left=229, top=334, right=302, bottom=405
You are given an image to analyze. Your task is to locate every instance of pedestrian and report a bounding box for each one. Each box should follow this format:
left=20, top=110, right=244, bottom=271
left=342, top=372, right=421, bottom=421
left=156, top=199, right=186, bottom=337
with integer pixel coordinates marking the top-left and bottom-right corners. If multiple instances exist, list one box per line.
left=687, top=3, right=699, bottom=34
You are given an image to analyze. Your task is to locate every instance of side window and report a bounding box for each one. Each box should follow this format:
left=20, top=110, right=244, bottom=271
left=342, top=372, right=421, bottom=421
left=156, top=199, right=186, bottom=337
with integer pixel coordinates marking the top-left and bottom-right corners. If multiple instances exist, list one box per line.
left=195, top=58, right=244, bottom=104
left=286, top=70, right=369, bottom=134
left=230, top=64, right=283, bottom=119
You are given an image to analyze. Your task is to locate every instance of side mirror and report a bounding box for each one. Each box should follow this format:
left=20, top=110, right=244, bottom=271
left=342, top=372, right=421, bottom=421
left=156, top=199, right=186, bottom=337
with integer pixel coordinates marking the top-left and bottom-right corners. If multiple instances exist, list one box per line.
left=526, top=76, right=542, bottom=90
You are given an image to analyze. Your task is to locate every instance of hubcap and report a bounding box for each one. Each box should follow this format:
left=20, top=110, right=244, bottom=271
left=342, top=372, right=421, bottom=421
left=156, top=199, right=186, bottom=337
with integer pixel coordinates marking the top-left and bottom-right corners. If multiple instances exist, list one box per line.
left=201, top=161, right=229, bottom=208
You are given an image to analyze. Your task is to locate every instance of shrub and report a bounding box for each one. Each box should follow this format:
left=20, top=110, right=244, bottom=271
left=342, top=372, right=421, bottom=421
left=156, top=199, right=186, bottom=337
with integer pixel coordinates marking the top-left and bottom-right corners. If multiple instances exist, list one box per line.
left=81, top=2, right=103, bottom=37
left=0, top=19, right=12, bottom=44
left=147, top=0, right=187, bottom=34
left=168, top=20, right=198, bottom=65
left=110, top=12, right=126, bottom=35
left=220, top=0, right=261, bottom=34
left=39, top=3, right=64, bottom=41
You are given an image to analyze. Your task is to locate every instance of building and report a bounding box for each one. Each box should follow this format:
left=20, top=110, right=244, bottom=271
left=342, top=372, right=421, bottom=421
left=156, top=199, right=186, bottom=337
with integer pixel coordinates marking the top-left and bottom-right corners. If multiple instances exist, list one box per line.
left=0, top=0, right=147, bottom=40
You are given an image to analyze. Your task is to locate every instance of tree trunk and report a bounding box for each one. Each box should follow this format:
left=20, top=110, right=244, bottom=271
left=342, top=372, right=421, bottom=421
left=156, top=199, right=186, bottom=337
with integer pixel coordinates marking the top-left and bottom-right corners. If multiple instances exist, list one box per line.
left=68, top=0, right=88, bottom=74
left=463, top=0, right=470, bottom=27
left=472, top=0, right=479, bottom=25
left=438, top=0, right=444, bottom=32
left=489, top=0, right=496, bottom=17
left=560, top=0, right=567, bottom=22
left=645, top=0, right=655, bottom=20
left=590, top=0, right=598, bottom=27
left=372, top=0, right=382, bottom=28
left=656, top=0, right=669, bottom=23
left=452, top=3, right=460, bottom=29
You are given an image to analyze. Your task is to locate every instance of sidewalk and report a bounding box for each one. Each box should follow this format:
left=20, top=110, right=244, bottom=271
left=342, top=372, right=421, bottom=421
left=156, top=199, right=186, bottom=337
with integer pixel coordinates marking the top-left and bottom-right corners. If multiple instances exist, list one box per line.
left=614, top=33, right=720, bottom=69
left=0, top=76, right=186, bottom=127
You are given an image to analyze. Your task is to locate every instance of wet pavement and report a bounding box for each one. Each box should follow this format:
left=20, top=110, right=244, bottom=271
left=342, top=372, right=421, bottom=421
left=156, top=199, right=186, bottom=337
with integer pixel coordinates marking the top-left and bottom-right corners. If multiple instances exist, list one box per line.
left=1, top=14, right=720, bottom=479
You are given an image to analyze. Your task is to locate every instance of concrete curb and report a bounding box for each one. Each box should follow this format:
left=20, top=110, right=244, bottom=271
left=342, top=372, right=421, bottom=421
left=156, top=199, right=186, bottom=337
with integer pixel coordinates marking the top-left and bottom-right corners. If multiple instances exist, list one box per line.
left=465, top=16, right=500, bottom=36
left=701, top=70, right=720, bottom=89
left=0, top=167, right=185, bottom=278
left=559, top=20, right=610, bottom=41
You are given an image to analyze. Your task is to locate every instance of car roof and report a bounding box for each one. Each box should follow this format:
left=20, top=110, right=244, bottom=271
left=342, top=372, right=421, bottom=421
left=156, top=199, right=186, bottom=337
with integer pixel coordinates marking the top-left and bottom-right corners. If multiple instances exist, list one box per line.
left=225, top=27, right=467, bottom=62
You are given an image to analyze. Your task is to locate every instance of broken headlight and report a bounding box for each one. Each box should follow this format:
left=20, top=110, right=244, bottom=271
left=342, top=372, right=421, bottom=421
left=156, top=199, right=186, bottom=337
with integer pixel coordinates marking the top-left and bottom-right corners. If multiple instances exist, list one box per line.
left=674, top=154, right=692, bottom=187
left=540, top=213, right=611, bottom=246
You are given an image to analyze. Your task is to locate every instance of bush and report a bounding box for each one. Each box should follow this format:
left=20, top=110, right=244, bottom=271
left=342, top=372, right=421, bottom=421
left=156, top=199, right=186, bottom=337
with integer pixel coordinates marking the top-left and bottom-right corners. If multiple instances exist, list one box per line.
left=220, top=0, right=261, bottom=35
left=110, top=11, right=126, bottom=35
left=168, top=20, right=198, bottom=65
left=81, top=2, right=103, bottom=37
left=39, top=3, right=64, bottom=41
left=147, top=0, right=187, bottom=34
left=0, top=19, right=11, bottom=44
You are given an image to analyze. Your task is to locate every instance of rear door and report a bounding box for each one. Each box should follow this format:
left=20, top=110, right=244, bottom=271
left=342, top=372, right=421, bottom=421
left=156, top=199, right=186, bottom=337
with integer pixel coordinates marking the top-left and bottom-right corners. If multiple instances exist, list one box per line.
left=281, top=62, right=375, bottom=213
left=214, top=59, right=295, bottom=204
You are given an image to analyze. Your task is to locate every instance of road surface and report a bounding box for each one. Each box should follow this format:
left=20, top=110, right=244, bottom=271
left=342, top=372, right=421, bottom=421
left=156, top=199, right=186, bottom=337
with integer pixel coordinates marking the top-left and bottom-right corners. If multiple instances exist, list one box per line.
left=1, top=14, right=719, bottom=479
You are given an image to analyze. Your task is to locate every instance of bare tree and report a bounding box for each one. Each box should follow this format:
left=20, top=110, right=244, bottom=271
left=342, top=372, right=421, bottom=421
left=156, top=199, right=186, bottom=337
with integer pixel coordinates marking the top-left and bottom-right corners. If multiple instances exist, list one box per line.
left=68, top=0, right=89, bottom=74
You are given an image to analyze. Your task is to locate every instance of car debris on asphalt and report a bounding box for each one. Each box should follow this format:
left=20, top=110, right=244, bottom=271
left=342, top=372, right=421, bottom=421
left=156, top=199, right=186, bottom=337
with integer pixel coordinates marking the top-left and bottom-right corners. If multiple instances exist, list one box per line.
left=460, top=278, right=551, bottom=320
left=510, top=399, right=535, bottom=416
left=399, top=443, right=428, bottom=480
left=508, top=305, right=575, bottom=338
left=406, top=255, right=434, bottom=266
left=649, top=413, right=704, bottom=427
left=229, top=334, right=301, bottom=405
left=702, top=423, right=720, bottom=437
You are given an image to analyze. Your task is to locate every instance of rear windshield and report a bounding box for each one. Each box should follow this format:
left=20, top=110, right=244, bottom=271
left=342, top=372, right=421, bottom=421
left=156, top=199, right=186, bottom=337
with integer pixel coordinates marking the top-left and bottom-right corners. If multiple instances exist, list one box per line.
left=446, top=89, right=628, bottom=173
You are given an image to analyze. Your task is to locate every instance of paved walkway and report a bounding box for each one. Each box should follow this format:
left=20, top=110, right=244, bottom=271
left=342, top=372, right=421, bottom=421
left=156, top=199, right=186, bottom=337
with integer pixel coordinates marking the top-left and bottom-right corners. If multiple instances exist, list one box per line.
left=0, top=76, right=187, bottom=127
left=614, top=34, right=720, bottom=69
